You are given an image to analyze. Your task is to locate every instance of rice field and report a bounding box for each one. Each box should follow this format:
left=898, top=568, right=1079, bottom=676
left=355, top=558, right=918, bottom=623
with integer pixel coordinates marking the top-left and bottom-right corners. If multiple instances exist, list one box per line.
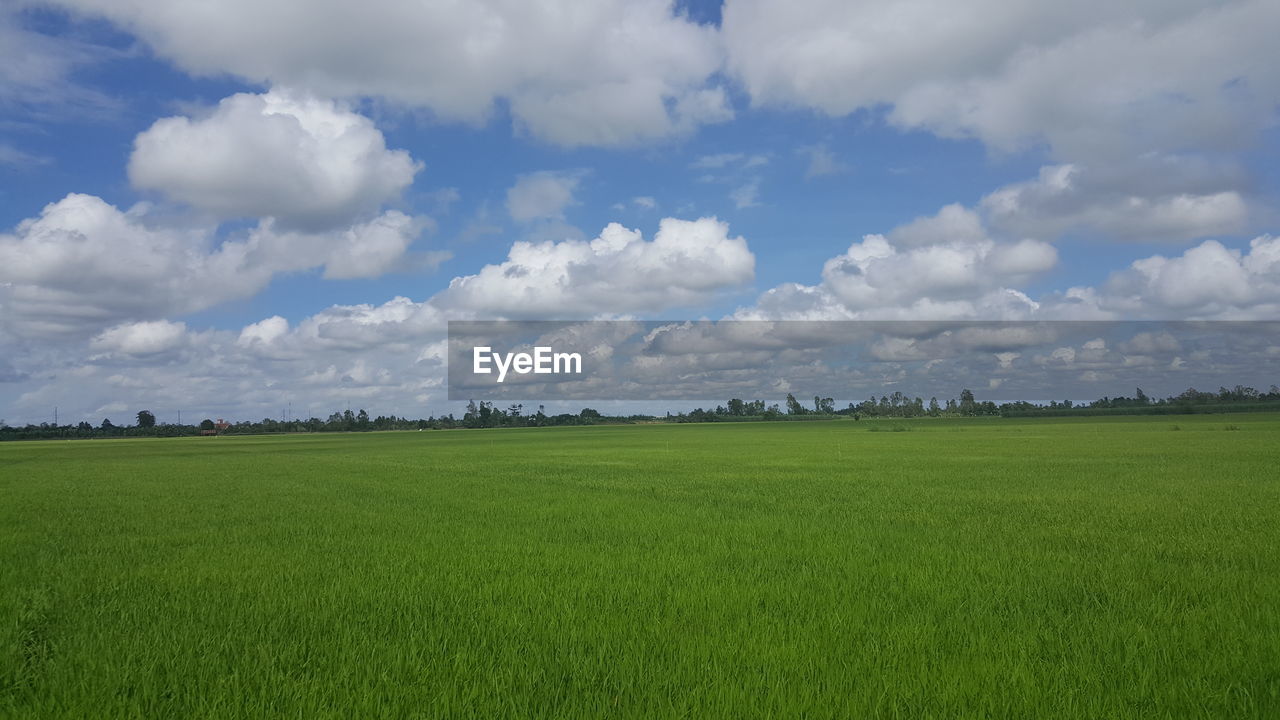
left=2, top=414, right=1278, bottom=718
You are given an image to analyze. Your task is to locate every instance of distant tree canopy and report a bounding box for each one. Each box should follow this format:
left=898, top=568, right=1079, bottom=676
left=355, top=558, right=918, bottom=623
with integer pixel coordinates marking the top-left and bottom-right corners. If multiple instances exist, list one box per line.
left=4, top=383, right=1280, bottom=441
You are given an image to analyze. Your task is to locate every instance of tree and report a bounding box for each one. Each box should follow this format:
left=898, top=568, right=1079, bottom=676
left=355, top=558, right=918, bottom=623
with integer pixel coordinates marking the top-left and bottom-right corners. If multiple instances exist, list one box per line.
left=136, top=410, right=156, bottom=428
left=785, top=393, right=805, bottom=415
left=958, top=389, right=977, bottom=416
left=199, top=419, right=215, bottom=431
left=928, top=397, right=940, bottom=416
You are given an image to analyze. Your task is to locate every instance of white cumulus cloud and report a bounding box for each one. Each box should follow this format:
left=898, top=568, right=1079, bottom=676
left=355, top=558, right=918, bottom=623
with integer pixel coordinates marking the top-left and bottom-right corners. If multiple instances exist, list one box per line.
left=0, top=194, right=426, bottom=339
left=436, top=217, right=755, bottom=317
left=129, top=89, right=420, bottom=230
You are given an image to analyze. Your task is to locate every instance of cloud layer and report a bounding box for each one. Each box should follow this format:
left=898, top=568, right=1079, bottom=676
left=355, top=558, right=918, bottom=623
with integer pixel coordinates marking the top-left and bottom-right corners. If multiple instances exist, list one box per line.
left=722, top=0, right=1280, bottom=162
left=54, top=0, right=730, bottom=146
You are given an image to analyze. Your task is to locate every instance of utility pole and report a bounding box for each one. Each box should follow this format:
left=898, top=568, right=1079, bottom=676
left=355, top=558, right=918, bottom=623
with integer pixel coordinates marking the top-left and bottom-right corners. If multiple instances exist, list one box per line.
left=54, top=406, right=57, bottom=426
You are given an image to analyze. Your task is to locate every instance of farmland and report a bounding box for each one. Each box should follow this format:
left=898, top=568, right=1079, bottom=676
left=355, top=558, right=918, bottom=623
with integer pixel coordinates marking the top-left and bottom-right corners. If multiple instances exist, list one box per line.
left=2, top=415, right=1278, bottom=718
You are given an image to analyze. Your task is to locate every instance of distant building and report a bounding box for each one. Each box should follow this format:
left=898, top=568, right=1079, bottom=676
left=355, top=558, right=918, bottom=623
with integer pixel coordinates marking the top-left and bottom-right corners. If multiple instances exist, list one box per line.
left=202, top=419, right=231, bottom=436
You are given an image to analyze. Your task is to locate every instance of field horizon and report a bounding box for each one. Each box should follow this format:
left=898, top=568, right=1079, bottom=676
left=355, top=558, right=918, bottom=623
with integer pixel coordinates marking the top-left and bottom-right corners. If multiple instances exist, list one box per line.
left=3, top=414, right=1278, bottom=718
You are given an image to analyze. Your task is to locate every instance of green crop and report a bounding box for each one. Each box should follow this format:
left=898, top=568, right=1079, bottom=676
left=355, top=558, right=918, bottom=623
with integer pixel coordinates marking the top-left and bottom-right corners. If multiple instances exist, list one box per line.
left=3, top=414, right=1277, bottom=718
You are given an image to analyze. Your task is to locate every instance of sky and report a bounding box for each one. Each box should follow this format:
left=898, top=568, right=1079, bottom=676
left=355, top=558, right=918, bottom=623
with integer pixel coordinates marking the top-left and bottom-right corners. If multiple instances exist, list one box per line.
left=1, top=0, right=1278, bottom=425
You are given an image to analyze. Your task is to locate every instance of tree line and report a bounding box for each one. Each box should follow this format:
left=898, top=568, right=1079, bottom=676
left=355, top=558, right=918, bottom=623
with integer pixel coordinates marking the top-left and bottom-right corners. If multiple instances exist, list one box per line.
left=3, top=384, right=1279, bottom=441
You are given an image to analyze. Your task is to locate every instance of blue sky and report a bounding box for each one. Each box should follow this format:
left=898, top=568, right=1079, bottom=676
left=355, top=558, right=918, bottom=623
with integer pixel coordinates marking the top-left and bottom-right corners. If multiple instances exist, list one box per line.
left=1, top=1, right=1278, bottom=425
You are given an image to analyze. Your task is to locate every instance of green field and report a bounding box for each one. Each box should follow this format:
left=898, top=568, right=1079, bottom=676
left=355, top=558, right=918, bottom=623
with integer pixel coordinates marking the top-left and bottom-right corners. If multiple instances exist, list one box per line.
left=2, top=415, right=1278, bottom=718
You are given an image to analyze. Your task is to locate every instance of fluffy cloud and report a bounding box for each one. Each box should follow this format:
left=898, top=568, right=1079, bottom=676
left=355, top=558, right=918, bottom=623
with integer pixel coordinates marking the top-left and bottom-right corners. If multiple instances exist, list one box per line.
left=888, top=203, right=987, bottom=248
left=0, top=194, right=425, bottom=339
left=737, top=195, right=1280, bottom=323
left=237, top=316, right=289, bottom=347
left=742, top=204, right=1056, bottom=320
left=983, top=164, right=1249, bottom=242
left=722, top=0, right=1280, bottom=162
left=129, top=89, right=419, bottom=230
left=1095, top=236, right=1280, bottom=318
left=248, top=211, right=431, bottom=280
left=90, top=320, right=189, bottom=356
left=506, top=171, right=583, bottom=223
left=436, top=217, right=754, bottom=317
left=741, top=215, right=1280, bottom=323
left=52, top=0, right=728, bottom=147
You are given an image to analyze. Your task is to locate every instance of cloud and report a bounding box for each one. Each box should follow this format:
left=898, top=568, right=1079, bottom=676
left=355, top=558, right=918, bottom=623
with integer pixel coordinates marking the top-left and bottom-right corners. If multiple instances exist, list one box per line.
left=732, top=190, right=1280, bottom=323
left=237, top=316, right=289, bottom=347
left=691, top=153, right=744, bottom=169
left=52, top=0, right=728, bottom=147
left=743, top=204, right=1056, bottom=320
left=818, top=232, right=1054, bottom=317
left=739, top=217, right=1280, bottom=323
left=0, top=143, right=50, bottom=168
left=435, top=217, right=754, bottom=317
left=690, top=153, right=769, bottom=171
left=888, top=203, right=987, bottom=248
left=90, top=320, right=189, bottom=356
left=506, top=170, right=584, bottom=223
left=1095, top=236, right=1280, bottom=318
left=982, top=163, right=1249, bottom=242
left=251, top=211, right=427, bottom=280
left=798, top=144, right=847, bottom=179
left=722, top=0, right=1280, bottom=162
left=0, top=194, right=426, bottom=339
left=729, top=180, right=761, bottom=209
left=0, top=10, right=119, bottom=120
left=632, top=196, right=656, bottom=209
left=129, top=89, right=420, bottom=230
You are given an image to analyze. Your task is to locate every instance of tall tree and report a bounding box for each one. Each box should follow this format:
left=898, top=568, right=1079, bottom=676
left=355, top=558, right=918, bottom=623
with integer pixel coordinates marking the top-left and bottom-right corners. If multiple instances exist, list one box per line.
left=136, top=410, right=156, bottom=428
left=785, top=393, right=805, bottom=415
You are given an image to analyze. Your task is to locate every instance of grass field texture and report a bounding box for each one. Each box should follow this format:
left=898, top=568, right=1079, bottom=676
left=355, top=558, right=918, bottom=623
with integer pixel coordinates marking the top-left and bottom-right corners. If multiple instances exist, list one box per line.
left=2, top=415, right=1278, bottom=718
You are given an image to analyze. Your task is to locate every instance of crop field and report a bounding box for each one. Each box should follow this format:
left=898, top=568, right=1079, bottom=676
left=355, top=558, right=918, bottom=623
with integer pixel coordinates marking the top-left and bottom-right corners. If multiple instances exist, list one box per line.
left=2, top=415, right=1278, bottom=718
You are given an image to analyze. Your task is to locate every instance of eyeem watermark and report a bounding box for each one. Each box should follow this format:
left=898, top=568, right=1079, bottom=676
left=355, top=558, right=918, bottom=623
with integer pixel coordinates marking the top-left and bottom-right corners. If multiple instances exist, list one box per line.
left=449, top=319, right=1280, bottom=401
left=473, top=346, right=583, bottom=383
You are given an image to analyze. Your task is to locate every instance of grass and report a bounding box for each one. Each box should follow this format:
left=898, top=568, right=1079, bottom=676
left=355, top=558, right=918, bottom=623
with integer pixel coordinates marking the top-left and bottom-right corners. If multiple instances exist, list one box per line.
left=2, top=414, right=1278, bottom=718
